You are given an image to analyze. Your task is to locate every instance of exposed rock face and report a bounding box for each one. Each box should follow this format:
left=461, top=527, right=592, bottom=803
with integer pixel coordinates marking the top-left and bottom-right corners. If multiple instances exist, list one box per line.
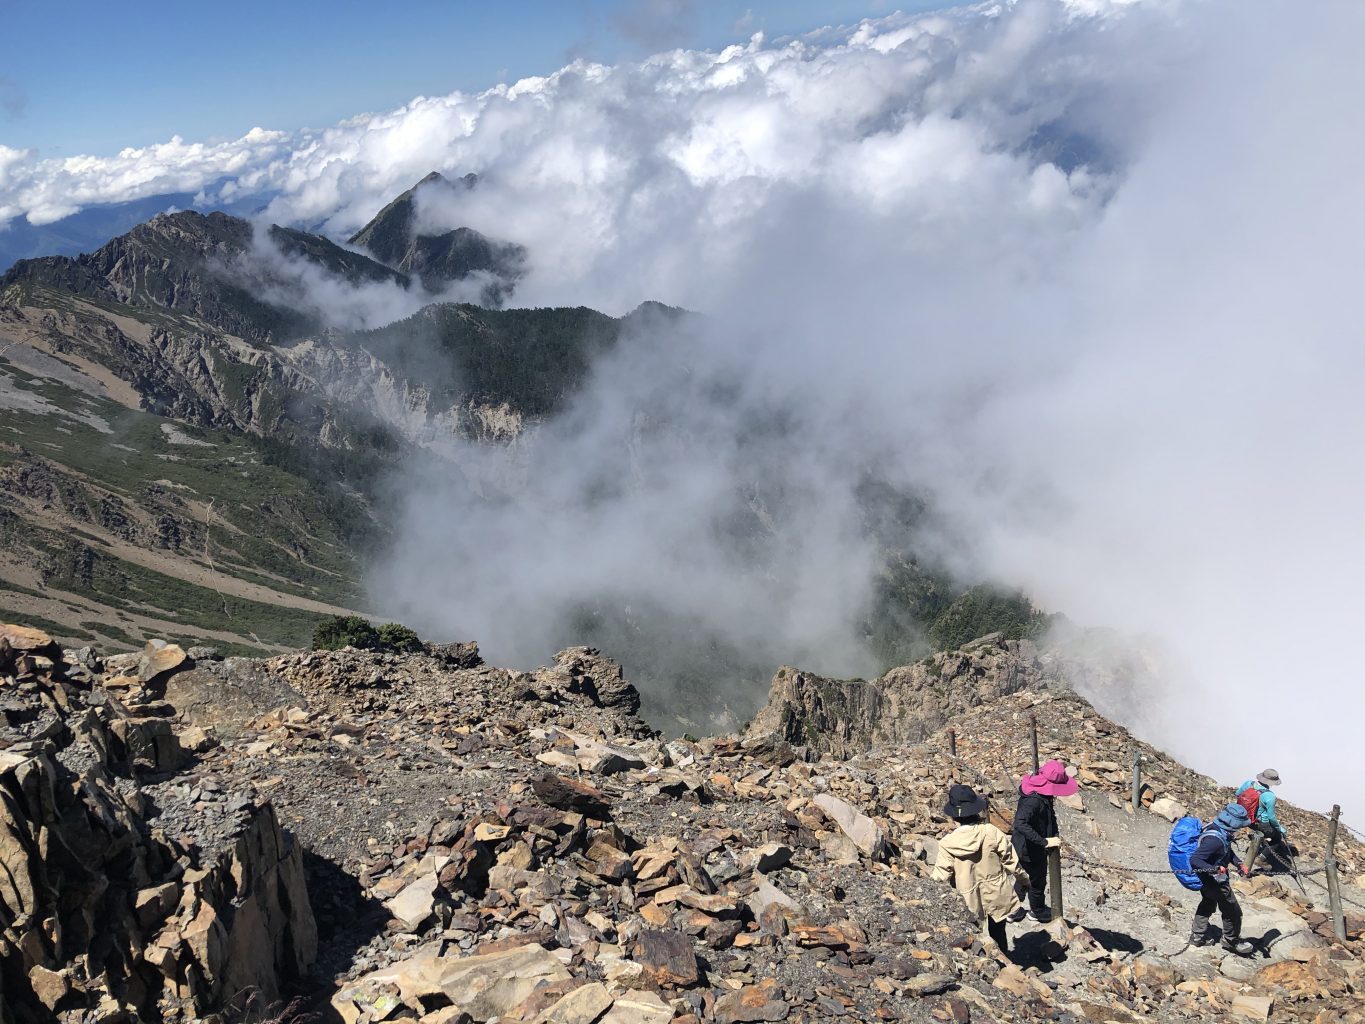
left=748, top=635, right=1057, bottom=758
left=347, top=171, right=526, bottom=301
left=532, top=646, right=642, bottom=715
left=163, top=657, right=302, bottom=737
left=0, top=628, right=315, bottom=1023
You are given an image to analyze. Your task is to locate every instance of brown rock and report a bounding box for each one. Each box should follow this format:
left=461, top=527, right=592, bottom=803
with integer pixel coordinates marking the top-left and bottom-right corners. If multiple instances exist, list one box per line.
left=631, top=928, right=702, bottom=988
left=1230, top=994, right=1273, bottom=1022
left=991, top=965, right=1051, bottom=1001
left=1, top=624, right=54, bottom=652
left=586, top=840, right=634, bottom=882
left=705, top=918, right=745, bottom=949
left=640, top=903, right=671, bottom=927
left=1254, top=960, right=1325, bottom=998
left=903, top=974, right=956, bottom=997
left=1132, top=954, right=1182, bottom=990
left=531, top=981, right=615, bottom=1024
left=714, top=979, right=790, bottom=1023
left=138, top=639, right=188, bottom=682
left=532, top=774, right=612, bottom=817
left=27, top=965, right=70, bottom=1010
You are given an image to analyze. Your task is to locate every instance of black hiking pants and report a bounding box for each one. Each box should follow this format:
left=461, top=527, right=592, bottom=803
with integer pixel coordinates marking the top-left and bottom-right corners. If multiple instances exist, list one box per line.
left=987, top=916, right=1009, bottom=951
left=1020, top=843, right=1049, bottom=912
left=1250, top=822, right=1293, bottom=872
left=1193, top=875, right=1242, bottom=940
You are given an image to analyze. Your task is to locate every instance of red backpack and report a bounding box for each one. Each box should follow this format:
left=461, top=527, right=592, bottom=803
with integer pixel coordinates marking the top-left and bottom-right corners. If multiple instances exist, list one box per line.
left=1237, top=786, right=1261, bottom=821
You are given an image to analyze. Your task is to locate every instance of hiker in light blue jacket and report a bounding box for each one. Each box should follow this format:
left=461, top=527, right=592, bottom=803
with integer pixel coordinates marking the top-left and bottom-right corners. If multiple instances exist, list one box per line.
left=1236, top=769, right=1293, bottom=872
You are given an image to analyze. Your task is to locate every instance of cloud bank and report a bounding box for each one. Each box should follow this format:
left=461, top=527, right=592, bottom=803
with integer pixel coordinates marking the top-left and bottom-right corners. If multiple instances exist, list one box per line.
left=7, top=0, right=1364, bottom=820
left=372, top=0, right=1365, bottom=820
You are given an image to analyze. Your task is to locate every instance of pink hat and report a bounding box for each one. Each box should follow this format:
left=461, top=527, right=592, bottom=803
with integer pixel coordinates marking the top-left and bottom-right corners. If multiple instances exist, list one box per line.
left=1021, top=759, right=1078, bottom=797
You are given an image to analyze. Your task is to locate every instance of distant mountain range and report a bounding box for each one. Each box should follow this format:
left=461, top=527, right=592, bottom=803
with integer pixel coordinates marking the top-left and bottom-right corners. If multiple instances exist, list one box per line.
left=0, top=173, right=665, bottom=653
left=0, top=182, right=280, bottom=272
left=0, top=173, right=1039, bottom=714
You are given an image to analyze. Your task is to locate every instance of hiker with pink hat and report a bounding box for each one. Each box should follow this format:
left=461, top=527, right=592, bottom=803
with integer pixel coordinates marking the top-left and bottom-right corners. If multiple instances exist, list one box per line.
left=1010, top=759, right=1078, bottom=922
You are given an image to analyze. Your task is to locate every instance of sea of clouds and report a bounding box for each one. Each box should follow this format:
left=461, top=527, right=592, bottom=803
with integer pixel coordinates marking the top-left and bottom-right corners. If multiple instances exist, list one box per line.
left=5, top=0, right=1363, bottom=818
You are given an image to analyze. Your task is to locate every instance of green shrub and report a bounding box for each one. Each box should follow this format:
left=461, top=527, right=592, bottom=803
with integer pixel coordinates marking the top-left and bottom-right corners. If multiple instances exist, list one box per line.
left=928, top=586, right=1046, bottom=651
left=377, top=622, right=424, bottom=653
left=312, top=615, right=379, bottom=651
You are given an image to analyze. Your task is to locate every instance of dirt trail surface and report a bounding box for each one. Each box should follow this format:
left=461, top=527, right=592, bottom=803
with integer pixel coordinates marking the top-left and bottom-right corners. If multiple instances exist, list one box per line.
left=2, top=626, right=1363, bottom=1023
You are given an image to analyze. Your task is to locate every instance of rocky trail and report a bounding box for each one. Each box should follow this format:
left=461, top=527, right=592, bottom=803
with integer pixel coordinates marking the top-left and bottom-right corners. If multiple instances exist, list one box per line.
left=2, top=625, right=1362, bottom=1024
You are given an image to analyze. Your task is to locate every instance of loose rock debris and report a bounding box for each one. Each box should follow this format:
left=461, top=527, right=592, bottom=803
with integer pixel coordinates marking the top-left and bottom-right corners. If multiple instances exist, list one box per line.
left=1, top=627, right=1362, bottom=1023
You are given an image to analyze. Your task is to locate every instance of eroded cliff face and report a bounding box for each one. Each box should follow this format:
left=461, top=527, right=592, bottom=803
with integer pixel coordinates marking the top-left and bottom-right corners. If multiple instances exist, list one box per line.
left=0, top=626, right=316, bottom=1023
left=748, top=635, right=1058, bottom=758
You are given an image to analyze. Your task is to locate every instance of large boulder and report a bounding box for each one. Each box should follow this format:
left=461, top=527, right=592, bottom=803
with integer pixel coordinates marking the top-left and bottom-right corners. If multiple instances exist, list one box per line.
left=163, top=658, right=302, bottom=736
left=533, top=647, right=641, bottom=714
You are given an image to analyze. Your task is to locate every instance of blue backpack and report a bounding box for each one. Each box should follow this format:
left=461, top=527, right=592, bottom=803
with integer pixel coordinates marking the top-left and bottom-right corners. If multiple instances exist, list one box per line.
left=1169, top=816, right=1225, bottom=890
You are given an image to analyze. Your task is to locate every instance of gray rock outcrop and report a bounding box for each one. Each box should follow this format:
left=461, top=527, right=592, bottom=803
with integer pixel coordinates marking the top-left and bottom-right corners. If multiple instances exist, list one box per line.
left=747, top=635, right=1059, bottom=759
left=0, top=627, right=315, bottom=1023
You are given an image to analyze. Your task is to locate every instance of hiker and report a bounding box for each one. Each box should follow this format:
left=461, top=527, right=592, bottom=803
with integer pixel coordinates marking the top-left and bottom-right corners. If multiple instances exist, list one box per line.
left=1011, top=758, right=1077, bottom=923
left=1189, top=802, right=1255, bottom=955
left=1236, top=769, right=1293, bottom=872
left=932, top=784, right=1024, bottom=953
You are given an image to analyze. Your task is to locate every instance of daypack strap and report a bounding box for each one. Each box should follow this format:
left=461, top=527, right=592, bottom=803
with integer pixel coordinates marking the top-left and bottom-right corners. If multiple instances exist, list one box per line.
left=1200, top=824, right=1229, bottom=858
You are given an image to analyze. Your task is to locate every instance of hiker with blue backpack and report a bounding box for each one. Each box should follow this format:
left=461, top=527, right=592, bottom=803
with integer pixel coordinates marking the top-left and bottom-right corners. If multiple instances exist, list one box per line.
left=1169, top=803, right=1256, bottom=955
left=1236, top=769, right=1294, bottom=873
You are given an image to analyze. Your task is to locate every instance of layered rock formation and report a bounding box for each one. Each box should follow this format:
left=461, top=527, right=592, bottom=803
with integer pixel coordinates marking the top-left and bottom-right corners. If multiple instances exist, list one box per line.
left=0, top=626, right=316, bottom=1023
left=748, top=635, right=1058, bottom=759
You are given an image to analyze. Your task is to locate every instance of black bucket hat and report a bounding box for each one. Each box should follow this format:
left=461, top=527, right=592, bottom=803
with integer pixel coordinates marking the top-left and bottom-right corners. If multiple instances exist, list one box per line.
left=943, top=783, right=989, bottom=820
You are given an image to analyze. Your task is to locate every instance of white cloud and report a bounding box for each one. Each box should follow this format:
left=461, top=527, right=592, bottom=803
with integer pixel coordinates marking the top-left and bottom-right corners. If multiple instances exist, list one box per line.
left=5, top=0, right=1363, bottom=822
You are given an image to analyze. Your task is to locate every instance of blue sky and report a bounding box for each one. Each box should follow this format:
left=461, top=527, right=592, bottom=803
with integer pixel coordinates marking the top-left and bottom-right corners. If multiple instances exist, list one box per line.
left=0, top=0, right=960, bottom=157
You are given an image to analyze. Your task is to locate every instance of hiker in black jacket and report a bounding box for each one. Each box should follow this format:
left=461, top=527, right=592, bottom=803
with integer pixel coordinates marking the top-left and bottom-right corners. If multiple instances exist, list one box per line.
left=1011, top=759, right=1076, bottom=923
left=1189, top=802, right=1255, bottom=955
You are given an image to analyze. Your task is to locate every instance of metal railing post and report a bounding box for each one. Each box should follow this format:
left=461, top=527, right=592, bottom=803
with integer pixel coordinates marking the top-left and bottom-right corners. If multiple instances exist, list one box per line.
left=1029, top=715, right=1040, bottom=775
left=1325, top=805, right=1347, bottom=943
left=1048, top=845, right=1064, bottom=922
left=1131, top=749, right=1142, bottom=813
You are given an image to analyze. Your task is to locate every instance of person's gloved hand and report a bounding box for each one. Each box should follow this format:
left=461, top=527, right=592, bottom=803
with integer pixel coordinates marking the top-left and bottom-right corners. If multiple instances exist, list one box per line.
left=1238, top=863, right=1251, bottom=877
left=1046, top=837, right=1061, bottom=849
left=1213, top=868, right=1229, bottom=883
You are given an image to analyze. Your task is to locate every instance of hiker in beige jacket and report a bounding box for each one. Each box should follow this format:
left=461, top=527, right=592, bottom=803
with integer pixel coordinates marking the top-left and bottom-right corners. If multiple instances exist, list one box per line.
left=931, top=784, right=1024, bottom=951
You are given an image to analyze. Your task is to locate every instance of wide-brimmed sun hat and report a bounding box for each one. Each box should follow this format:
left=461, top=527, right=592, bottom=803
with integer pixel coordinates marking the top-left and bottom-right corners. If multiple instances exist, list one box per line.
left=1215, top=803, right=1252, bottom=831
left=1257, top=769, right=1281, bottom=787
left=1021, top=759, right=1079, bottom=798
left=943, top=783, right=989, bottom=820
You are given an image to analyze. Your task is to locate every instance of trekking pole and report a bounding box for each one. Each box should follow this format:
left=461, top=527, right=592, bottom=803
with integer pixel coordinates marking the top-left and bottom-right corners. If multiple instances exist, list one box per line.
left=1048, top=843, right=1064, bottom=923
left=1325, top=805, right=1346, bottom=942
left=948, top=728, right=957, bottom=758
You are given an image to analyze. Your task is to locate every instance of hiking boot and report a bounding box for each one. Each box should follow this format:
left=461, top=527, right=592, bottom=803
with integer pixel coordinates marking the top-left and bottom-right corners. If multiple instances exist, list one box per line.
left=1026, top=908, right=1051, bottom=924
left=1222, top=937, right=1255, bottom=957
left=1007, top=906, right=1028, bottom=923
left=1189, top=915, right=1213, bottom=946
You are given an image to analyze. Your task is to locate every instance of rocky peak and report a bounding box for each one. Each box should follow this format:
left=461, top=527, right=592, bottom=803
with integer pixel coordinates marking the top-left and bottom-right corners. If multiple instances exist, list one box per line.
left=747, top=635, right=1059, bottom=759
left=1, top=210, right=405, bottom=343
left=348, top=171, right=525, bottom=301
